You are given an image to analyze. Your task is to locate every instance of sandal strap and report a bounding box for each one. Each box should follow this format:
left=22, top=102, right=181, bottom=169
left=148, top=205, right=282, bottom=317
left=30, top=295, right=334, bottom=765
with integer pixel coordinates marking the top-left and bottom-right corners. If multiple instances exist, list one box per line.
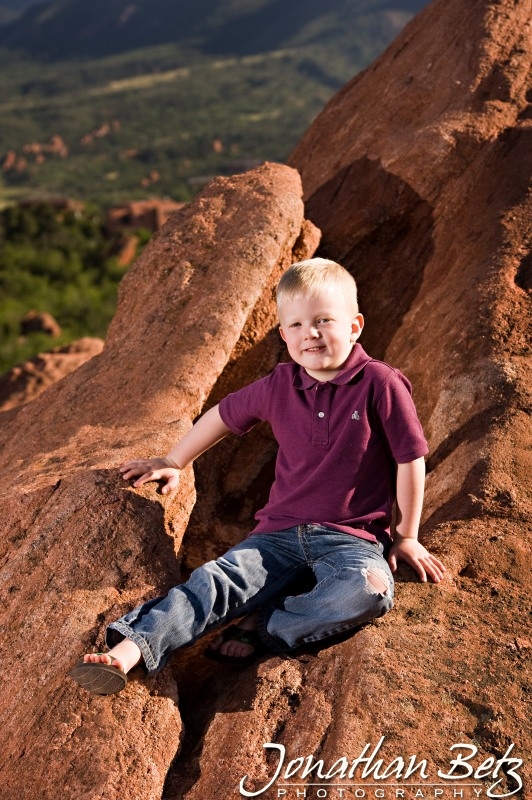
left=235, top=630, right=262, bottom=647
left=223, top=626, right=263, bottom=649
left=95, top=652, right=118, bottom=664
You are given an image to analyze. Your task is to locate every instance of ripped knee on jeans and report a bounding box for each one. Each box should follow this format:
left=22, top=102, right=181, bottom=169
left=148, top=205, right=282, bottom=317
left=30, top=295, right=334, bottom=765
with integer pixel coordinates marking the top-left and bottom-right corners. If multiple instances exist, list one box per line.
left=361, top=566, right=390, bottom=596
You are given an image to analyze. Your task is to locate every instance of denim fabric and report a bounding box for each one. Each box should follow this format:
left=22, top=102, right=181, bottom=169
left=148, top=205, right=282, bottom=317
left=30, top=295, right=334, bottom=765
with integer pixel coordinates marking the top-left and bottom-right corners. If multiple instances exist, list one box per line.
left=107, top=525, right=394, bottom=674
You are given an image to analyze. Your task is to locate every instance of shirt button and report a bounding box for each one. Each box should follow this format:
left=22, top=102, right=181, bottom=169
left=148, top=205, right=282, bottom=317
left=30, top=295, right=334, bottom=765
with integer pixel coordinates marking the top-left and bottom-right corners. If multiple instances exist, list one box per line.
left=318, top=411, right=325, bottom=418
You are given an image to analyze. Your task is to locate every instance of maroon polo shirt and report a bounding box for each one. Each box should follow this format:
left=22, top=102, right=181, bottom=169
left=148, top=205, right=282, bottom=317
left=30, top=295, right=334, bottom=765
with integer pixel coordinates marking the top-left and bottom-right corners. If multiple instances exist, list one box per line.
left=218, top=344, right=428, bottom=543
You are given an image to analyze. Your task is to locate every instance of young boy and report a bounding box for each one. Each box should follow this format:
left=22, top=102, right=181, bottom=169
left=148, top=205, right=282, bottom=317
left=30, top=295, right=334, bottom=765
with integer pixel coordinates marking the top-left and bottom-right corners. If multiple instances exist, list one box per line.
left=70, top=258, right=445, bottom=695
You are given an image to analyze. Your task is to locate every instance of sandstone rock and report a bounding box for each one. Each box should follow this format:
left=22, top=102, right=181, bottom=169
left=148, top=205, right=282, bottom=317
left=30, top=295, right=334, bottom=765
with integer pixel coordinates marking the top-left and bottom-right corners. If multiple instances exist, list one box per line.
left=0, top=162, right=318, bottom=800
left=115, top=234, right=139, bottom=266
left=2, top=149, right=17, bottom=171
left=22, top=135, right=69, bottom=159
left=281, top=0, right=531, bottom=793
left=2, top=0, right=531, bottom=796
left=106, top=199, right=185, bottom=234
left=20, top=310, right=62, bottom=338
left=80, top=120, right=121, bottom=145
left=145, top=1, right=532, bottom=797
left=289, top=0, right=532, bottom=523
left=0, top=337, right=104, bottom=412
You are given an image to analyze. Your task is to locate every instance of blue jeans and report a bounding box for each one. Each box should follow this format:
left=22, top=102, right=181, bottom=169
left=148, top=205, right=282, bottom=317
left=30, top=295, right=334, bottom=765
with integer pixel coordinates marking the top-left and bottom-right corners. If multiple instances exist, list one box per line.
left=107, top=525, right=394, bottom=674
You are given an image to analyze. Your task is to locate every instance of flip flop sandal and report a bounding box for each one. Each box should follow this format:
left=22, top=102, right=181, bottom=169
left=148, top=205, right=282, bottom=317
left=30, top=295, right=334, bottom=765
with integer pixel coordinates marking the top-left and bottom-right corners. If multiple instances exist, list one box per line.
left=68, top=653, right=128, bottom=695
left=204, top=624, right=267, bottom=666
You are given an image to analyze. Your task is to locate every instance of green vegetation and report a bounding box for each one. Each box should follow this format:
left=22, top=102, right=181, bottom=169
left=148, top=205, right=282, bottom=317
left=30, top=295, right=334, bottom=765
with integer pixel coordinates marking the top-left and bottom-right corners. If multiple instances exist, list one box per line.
left=0, top=200, right=142, bottom=372
left=0, top=45, right=348, bottom=205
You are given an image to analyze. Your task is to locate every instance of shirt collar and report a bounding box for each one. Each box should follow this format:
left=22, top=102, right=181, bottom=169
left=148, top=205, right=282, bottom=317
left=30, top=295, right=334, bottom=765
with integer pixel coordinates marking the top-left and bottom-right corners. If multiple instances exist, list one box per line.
left=292, top=344, right=372, bottom=389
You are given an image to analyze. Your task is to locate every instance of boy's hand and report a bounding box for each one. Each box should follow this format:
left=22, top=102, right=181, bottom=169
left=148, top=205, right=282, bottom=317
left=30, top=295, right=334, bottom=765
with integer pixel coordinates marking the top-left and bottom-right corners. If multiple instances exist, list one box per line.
left=387, top=536, right=446, bottom=584
left=120, top=457, right=181, bottom=494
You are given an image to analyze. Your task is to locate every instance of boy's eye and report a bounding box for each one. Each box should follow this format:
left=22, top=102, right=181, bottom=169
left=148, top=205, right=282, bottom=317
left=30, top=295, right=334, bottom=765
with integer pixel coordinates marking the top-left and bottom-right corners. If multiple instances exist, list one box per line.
left=317, top=318, right=331, bottom=324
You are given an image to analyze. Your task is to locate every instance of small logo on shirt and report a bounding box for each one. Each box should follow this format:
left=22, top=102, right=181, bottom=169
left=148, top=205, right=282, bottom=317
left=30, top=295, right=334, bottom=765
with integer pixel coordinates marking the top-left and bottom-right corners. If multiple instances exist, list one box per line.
left=351, top=411, right=360, bottom=420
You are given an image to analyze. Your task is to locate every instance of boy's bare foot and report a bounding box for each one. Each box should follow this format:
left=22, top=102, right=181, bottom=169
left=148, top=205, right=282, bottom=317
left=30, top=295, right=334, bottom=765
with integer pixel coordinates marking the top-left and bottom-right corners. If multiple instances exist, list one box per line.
left=83, top=638, right=143, bottom=674
left=207, top=612, right=261, bottom=661
left=69, top=638, right=143, bottom=695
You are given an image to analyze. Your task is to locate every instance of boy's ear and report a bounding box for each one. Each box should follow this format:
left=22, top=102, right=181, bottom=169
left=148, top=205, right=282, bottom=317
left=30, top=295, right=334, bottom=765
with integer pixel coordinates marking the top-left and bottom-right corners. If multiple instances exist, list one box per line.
left=351, top=313, right=364, bottom=342
left=279, top=325, right=287, bottom=342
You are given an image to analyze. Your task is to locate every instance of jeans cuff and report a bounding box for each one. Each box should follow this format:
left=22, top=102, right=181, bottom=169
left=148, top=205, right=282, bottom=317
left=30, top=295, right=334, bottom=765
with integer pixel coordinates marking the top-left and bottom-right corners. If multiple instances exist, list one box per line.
left=106, top=621, right=159, bottom=675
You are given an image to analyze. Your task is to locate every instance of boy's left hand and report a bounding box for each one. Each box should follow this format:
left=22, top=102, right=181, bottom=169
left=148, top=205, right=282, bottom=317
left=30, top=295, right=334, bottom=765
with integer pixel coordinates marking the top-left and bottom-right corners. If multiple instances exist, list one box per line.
left=388, top=537, right=446, bottom=583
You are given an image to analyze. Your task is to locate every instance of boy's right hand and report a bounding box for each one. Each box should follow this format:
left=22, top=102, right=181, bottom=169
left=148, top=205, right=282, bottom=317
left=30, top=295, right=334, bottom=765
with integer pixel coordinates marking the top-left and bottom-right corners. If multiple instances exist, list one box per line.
left=119, top=458, right=181, bottom=494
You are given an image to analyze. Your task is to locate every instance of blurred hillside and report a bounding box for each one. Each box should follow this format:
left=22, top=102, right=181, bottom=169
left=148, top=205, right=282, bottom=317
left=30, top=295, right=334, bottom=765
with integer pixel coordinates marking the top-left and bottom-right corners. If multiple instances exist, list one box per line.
left=0, top=0, right=426, bottom=59
left=0, top=0, right=40, bottom=25
left=0, top=0, right=428, bottom=205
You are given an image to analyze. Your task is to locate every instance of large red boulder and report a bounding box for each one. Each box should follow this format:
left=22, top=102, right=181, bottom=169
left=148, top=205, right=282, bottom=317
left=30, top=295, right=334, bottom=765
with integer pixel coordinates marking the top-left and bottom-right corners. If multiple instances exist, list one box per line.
left=0, top=162, right=318, bottom=800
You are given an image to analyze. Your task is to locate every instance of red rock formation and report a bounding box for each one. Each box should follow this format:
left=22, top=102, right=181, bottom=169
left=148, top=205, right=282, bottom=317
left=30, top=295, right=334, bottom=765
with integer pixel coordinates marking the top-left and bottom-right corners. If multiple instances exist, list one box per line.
left=106, top=199, right=185, bottom=234
left=291, top=0, right=530, bottom=793
left=0, top=163, right=318, bottom=800
left=1, top=0, right=531, bottom=797
left=19, top=310, right=62, bottom=338
left=2, top=149, right=27, bottom=172
left=115, top=233, right=139, bottom=266
left=3, top=136, right=69, bottom=172
left=80, top=120, right=121, bottom=145
left=162, top=1, right=532, bottom=798
left=0, top=338, right=104, bottom=412
left=22, top=135, right=69, bottom=158
left=2, top=149, right=17, bottom=171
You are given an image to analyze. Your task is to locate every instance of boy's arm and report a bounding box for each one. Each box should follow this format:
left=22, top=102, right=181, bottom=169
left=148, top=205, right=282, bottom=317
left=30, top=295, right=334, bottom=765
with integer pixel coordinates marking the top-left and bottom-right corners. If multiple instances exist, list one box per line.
left=387, top=457, right=446, bottom=583
left=120, top=404, right=231, bottom=494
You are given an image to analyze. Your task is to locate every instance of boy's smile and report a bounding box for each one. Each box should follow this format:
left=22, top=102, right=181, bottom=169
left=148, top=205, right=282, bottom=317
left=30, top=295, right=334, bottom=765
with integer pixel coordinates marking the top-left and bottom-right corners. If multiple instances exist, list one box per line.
left=278, top=290, right=364, bottom=381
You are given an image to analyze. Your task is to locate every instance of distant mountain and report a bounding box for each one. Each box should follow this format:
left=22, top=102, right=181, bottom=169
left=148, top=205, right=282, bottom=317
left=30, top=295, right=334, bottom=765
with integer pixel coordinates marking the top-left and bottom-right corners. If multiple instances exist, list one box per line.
left=0, top=0, right=428, bottom=60
left=0, top=0, right=42, bottom=24
left=0, top=0, right=40, bottom=17
left=0, top=7, right=14, bottom=23
left=0, top=0, right=43, bottom=10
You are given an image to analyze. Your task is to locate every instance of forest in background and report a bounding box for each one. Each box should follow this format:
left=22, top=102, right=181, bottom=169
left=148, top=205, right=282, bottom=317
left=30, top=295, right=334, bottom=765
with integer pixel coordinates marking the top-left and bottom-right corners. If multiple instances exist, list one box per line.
left=0, top=0, right=428, bottom=374
left=0, top=200, right=153, bottom=372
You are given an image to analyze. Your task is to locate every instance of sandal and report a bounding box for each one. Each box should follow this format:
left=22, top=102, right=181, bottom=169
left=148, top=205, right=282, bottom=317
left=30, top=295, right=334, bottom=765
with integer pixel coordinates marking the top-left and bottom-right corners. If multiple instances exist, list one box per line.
left=204, top=625, right=267, bottom=666
left=68, top=653, right=128, bottom=695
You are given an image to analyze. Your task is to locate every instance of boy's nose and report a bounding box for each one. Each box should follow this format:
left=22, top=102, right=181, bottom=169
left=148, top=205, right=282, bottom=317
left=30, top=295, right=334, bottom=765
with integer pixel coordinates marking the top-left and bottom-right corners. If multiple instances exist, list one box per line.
left=306, top=326, right=320, bottom=338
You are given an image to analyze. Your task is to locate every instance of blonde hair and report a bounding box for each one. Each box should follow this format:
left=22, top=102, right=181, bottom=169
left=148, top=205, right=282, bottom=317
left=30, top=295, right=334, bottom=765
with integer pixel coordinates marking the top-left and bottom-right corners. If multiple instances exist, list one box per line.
left=276, top=258, right=359, bottom=315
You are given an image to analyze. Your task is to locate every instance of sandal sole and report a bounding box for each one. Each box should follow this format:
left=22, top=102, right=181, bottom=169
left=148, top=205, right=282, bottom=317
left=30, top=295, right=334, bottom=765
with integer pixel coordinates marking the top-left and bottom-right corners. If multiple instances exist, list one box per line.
left=68, top=661, right=128, bottom=695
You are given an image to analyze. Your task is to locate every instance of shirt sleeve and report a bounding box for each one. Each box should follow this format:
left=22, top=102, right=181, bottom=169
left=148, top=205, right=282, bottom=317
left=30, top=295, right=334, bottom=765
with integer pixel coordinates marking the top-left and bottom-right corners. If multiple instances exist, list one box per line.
left=374, top=369, right=429, bottom=463
left=218, top=372, right=273, bottom=435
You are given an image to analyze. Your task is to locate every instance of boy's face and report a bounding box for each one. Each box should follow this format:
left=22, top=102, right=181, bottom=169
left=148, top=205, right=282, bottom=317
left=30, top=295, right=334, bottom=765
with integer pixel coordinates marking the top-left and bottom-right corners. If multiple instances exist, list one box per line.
left=278, top=289, right=364, bottom=381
